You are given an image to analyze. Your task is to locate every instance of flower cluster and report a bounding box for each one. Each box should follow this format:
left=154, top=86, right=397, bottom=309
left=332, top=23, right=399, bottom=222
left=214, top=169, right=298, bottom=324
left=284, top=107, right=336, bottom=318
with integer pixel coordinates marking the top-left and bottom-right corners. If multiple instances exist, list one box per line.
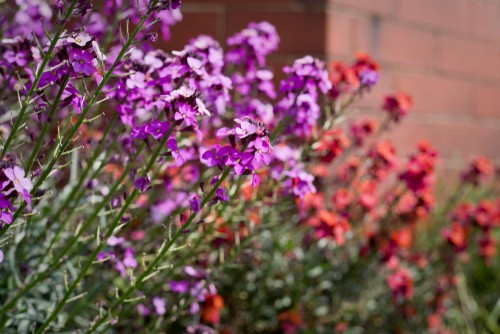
left=0, top=164, right=33, bottom=227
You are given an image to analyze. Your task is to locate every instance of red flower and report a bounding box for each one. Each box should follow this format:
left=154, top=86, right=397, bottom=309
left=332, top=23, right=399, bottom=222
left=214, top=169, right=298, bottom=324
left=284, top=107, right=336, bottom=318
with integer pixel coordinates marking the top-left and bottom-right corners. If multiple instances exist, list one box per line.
left=279, top=310, right=304, bottom=334
left=201, top=294, right=224, bottom=324
left=316, top=129, right=351, bottom=163
left=461, top=156, right=494, bottom=186
left=308, top=210, right=351, bottom=245
left=387, top=266, right=414, bottom=303
left=383, top=92, right=413, bottom=122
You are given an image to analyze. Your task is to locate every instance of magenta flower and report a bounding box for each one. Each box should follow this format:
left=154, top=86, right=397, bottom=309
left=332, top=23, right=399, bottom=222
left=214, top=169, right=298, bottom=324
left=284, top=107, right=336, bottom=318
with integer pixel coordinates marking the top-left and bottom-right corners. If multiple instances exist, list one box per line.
left=174, top=102, right=197, bottom=127
left=216, top=187, right=230, bottom=202
left=0, top=210, right=13, bottom=227
left=61, top=84, right=86, bottom=114
left=145, top=120, right=170, bottom=140
left=152, top=297, right=166, bottom=315
left=168, top=138, right=185, bottom=166
left=66, top=31, right=93, bottom=46
left=134, top=174, right=151, bottom=192
left=126, top=72, right=146, bottom=89
left=122, top=248, right=138, bottom=268
left=235, top=118, right=258, bottom=138
left=170, top=280, right=190, bottom=293
left=4, top=166, right=33, bottom=205
left=4, top=50, right=28, bottom=67
left=69, top=48, right=97, bottom=76
left=250, top=137, right=272, bottom=167
left=226, top=151, right=254, bottom=175
left=189, top=193, right=201, bottom=213
left=202, top=145, right=233, bottom=167
left=39, top=64, right=70, bottom=87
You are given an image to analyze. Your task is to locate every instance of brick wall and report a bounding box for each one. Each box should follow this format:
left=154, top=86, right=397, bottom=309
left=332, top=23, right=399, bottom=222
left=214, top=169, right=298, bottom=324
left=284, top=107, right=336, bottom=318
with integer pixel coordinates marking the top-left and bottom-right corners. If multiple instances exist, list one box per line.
left=166, top=0, right=500, bottom=168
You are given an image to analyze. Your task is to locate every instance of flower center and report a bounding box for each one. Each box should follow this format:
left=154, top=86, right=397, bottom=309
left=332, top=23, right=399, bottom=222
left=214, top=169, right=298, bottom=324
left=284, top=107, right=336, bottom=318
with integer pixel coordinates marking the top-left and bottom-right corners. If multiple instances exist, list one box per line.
left=14, top=179, right=19, bottom=185
left=76, top=38, right=82, bottom=44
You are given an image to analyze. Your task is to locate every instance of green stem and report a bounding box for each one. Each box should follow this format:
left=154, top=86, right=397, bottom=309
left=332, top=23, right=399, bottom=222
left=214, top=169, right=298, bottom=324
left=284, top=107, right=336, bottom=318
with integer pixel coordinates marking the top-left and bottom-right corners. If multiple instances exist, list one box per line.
left=0, top=0, right=78, bottom=159
left=32, top=113, right=119, bottom=247
left=0, top=142, right=144, bottom=327
left=87, top=168, right=232, bottom=333
left=24, top=74, right=71, bottom=173
left=0, top=6, right=156, bottom=237
left=35, top=134, right=168, bottom=333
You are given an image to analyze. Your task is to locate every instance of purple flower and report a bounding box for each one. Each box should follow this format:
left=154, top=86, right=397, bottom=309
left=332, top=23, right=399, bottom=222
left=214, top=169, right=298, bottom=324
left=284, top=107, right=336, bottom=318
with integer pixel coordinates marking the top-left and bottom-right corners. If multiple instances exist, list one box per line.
left=74, top=0, right=93, bottom=17
left=216, top=187, right=230, bottom=202
left=360, top=69, right=380, bottom=88
left=61, top=84, right=86, bottom=113
left=235, top=118, right=258, bottom=138
left=226, top=151, right=254, bottom=175
left=251, top=173, right=261, bottom=188
left=215, top=127, right=235, bottom=138
left=152, top=297, right=166, bottom=315
left=137, top=304, right=151, bottom=316
left=145, top=120, right=170, bottom=140
left=4, top=50, right=28, bottom=67
left=39, top=64, right=69, bottom=87
left=170, top=280, right=190, bottom=293
left=190, top=302, right=200, bottom=315
left=126, top=72, right=146, bottom=89
left=184, top=266, right=204, bottom=278
left=0, top=210, right=13, bottom=227
left=122, top=248, right=137, bottom=268
left=189, top=193, right=201, bottom=213
left=201, top=145, right=233, bottom=167
left=107, top=236, right=125, bottom=246
left=174, top=102, right=197, bottom=127
left=69, top=48, right=97, bottom=76
left=250, top=137, right=272, bottom=167
left=151, top=193, right=188, bottom=223
left=167, top=138, right=185, bottom=166
left=4, top=166, right=32, bottom=205
left=283, top=168, right=316, bottom=198
left=226, top=21, right=280, bottom=68
left=134, top=174, right=151, bottom=192
left=66, top=31, right=93, bottom=46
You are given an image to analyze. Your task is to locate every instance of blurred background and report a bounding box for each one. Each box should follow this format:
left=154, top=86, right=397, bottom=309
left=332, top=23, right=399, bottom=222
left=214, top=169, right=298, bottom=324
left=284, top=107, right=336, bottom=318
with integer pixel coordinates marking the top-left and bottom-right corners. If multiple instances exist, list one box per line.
left=165, top=0, right=500, bottom=171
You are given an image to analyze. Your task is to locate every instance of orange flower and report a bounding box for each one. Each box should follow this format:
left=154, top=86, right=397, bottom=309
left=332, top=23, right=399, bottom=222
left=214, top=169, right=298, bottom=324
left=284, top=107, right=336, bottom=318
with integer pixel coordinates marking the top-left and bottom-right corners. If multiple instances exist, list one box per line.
left=201, top=294, right=224, bottom=324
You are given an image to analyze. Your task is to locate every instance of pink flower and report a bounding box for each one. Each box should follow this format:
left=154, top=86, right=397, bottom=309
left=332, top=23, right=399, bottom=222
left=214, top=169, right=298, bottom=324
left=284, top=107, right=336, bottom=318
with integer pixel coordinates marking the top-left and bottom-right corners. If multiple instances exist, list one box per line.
left=4, top=166, right=32, bottom=205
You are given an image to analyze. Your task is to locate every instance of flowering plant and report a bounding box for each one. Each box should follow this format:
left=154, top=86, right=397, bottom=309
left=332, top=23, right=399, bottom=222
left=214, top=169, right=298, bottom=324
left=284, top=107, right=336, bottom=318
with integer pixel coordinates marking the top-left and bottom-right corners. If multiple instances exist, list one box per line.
left=0, top=1, right=499, bottom=333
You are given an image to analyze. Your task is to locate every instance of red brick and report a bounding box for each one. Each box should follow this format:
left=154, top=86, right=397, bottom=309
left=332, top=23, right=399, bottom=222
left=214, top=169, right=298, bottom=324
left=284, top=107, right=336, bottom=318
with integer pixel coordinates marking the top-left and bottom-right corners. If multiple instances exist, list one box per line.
left=472, top=83, right=500, bottom=118
left=326, top=12, right=352, bottom=57
left=469, top=1, right=500, bottom=41
left=386, top=120, right=500, bottom=159
left=165, top=12, right=219, bottom=50
left=355, top=20, right=437, bottom=68
left=225, top=11, right=326, bottom=55
left=438, top=36, right=500, bottom=79
left=328, top=0, right=395, bottom=16
left=394, top=74, right=472, bottom=116
left=398, top=0, right=470, bottom=34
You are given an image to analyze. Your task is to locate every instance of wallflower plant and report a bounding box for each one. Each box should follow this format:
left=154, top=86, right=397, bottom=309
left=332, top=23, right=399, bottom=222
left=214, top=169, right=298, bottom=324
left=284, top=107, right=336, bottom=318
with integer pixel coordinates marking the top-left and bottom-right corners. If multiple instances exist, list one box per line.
left=0, top=1, right=499, bottom=334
